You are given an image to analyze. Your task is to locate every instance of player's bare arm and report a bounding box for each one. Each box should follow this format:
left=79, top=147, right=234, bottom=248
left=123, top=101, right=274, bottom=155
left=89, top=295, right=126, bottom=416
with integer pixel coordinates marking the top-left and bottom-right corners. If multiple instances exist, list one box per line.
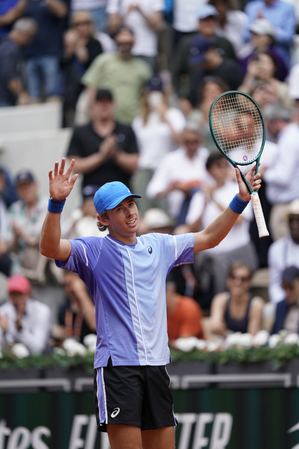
left=193, top=165, right=262, bottom=253
left=40, top=158, right=78, bottom=262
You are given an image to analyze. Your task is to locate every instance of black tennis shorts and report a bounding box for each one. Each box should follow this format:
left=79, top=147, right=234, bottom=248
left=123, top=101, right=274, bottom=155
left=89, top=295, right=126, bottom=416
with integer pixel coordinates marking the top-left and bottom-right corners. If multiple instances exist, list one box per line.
left=94, top=358, right=177, bottom=432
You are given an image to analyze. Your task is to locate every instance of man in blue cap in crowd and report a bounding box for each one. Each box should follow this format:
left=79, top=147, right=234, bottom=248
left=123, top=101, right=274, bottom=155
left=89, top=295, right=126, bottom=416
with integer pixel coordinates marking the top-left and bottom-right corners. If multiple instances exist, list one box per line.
left=40, top=157, right=261, bottom=449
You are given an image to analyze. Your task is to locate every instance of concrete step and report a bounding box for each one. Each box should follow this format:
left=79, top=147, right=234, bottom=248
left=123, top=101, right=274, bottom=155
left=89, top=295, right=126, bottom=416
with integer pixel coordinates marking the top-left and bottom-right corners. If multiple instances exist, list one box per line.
left=0, top=128, right=82, bottom=214
left=0, top=102, right=62, bottom=135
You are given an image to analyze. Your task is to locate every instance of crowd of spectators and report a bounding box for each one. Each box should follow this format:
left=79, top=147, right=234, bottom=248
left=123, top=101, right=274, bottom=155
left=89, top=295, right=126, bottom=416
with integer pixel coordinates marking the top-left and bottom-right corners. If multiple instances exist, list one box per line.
left=1, top=0, right=299, bottom=353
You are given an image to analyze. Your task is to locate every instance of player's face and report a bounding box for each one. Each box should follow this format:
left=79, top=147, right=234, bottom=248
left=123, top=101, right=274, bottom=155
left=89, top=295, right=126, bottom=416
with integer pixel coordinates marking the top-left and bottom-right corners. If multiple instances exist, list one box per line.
left=101, top=197, right=139, bottom=244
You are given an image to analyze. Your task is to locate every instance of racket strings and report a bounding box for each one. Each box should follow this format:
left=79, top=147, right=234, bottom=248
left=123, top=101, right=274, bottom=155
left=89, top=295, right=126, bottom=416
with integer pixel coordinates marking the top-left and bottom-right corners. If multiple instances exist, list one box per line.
left=211, top=93, right=264, bottom=164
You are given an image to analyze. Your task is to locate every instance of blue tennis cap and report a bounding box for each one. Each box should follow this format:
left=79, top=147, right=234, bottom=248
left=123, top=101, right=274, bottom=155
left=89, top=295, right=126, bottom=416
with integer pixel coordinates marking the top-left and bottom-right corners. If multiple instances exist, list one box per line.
left=94, top=181, right=141, bottom=214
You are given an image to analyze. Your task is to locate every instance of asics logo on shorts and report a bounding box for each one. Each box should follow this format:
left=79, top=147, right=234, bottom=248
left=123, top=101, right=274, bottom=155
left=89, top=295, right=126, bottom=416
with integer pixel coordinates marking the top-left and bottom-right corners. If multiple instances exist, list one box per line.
left=111, top=407, right=121, bottom=418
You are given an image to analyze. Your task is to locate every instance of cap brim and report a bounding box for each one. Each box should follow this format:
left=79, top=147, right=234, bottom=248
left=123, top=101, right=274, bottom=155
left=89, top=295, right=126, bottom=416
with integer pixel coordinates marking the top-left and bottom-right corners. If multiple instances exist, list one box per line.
left=105, top=193, right=142, bottom=211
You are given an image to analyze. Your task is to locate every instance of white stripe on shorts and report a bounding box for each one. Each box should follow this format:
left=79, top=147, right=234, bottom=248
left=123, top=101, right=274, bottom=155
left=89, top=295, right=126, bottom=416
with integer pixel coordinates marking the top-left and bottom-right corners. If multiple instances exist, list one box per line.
left=101, top=366, right=108, bottom=425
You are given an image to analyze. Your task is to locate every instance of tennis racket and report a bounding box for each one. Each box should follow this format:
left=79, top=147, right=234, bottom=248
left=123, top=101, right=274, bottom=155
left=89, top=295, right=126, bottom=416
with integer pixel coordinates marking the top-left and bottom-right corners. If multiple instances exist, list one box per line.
left=209, top=90, right=269, bottom=238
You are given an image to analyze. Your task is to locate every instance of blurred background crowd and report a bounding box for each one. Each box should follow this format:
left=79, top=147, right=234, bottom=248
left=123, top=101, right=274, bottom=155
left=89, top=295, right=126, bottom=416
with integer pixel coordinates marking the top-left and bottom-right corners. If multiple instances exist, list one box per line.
left=1, top=0, right=299, bottom=355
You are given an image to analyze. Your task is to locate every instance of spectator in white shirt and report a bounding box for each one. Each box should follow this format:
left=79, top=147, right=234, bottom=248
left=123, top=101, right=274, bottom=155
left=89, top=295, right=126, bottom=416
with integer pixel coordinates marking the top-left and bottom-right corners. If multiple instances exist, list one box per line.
left=131, top=75, right=186, bottom=215
left=106, top=0, right=164, bottom=70
left=268, top=199, right=299, bottom=303
left=263, top=102, right=299, bottom=240
left=175, top=153, right=257, bottom=307
left=0, top=274, right=52, bottom=354
left=6, top=170, right=48, bottom=279
left=146, top=121, right=209, bottom=223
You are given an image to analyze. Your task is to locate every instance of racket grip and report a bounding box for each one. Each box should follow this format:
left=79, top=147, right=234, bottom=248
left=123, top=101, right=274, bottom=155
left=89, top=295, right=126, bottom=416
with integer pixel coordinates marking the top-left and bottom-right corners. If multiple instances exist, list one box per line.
left=251, top=192, right=269, bottom=238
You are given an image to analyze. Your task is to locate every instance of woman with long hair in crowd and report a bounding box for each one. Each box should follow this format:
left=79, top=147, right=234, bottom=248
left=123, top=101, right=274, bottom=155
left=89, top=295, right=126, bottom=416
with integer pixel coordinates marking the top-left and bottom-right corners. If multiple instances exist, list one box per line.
left=207, top=262, right=264, bottom=339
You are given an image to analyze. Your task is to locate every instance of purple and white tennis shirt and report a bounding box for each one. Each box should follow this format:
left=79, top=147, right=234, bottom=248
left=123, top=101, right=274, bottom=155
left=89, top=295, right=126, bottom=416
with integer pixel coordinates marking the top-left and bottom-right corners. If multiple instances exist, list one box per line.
left=56, top=232, right=195, bottom=368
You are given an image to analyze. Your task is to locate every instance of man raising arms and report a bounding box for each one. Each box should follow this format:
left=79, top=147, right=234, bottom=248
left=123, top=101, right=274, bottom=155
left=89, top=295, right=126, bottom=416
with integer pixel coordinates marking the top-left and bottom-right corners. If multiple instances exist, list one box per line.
left=40, top=158, right=261, bottom=449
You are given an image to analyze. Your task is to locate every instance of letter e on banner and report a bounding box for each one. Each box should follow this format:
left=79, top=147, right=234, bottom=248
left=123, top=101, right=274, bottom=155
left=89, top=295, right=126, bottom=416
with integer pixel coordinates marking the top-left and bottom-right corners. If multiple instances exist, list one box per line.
left=210, top=413, right=233, bottom=449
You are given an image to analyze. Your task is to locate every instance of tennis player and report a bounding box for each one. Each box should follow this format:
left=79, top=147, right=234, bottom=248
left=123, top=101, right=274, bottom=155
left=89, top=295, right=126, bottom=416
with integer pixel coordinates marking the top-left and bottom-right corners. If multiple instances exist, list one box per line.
left=40, top=158, right=262, bottom=449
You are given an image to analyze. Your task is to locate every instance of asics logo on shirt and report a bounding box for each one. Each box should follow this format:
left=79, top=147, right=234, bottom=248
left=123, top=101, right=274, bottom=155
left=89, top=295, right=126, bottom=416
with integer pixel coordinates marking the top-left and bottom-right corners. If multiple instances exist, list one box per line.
left=148, top=246, right=153, bottom=254
left=111, top=408, right=121, bottom=418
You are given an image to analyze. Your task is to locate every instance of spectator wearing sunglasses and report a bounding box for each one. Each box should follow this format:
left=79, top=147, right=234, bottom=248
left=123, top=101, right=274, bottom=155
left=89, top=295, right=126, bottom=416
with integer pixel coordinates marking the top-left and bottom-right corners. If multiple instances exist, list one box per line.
left=271, top=266, right=299, bottom=334
left=206, top=262, right=264, bottom=340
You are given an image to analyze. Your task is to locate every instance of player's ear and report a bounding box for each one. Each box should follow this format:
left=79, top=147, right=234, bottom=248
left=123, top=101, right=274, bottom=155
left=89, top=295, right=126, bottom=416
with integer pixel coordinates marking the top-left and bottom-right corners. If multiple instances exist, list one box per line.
left=97, top=213, right=109, bottom=227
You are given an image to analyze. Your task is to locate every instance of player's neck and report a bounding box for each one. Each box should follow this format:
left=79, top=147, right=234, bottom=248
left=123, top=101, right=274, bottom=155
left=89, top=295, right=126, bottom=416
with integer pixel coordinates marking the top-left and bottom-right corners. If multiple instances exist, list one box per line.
left=109, top=230, right=137, bottom=246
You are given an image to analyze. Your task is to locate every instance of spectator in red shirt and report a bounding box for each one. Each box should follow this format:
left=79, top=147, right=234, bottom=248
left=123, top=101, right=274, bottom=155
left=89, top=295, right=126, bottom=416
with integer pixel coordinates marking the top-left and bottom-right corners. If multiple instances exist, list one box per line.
left=166, top=281, right=203, bottom=347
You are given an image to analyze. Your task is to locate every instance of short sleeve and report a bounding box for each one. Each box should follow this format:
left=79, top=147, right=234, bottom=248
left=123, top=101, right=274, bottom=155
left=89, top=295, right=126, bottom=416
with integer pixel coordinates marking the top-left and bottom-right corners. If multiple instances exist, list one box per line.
left=155, top=233, right=194, bottom=271
left=55, top=237, right=103, bottom=274
left=172, top=233, right=195, bottom=266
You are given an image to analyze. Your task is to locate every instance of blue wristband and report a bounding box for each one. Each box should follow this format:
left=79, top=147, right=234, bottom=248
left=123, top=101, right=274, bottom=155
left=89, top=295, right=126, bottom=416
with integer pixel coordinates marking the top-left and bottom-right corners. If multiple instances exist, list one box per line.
left=48, top=198, right=66, bottom=214
left=229, top=194, right=249, bottom=214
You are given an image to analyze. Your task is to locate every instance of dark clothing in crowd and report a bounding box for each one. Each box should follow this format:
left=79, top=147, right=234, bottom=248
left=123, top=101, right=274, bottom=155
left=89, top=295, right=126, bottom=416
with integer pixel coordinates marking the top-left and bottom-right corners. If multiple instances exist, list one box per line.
left=67, top=122, right=139, bottom=190
left=24, top=0, right=68, bottom=59
left=0, top=0, right=20, bottom=38
left=224, top=294, right=254, bottom=333
left=58, top=300, right=94, bottom=344
left=271, top=298, right=289, bottom=334
left=0, top=37, right=22, bottom=106
left=60, top=37, right=103, bottom=125
left=190, top=58, right=244, bottom=106
left=173, top=33, right=237, bottom=98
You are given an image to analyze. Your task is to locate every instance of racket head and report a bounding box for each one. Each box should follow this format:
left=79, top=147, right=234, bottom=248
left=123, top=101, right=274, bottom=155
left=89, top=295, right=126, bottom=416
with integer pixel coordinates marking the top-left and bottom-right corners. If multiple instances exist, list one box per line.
left=209, top=91, right=266, bottom=166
